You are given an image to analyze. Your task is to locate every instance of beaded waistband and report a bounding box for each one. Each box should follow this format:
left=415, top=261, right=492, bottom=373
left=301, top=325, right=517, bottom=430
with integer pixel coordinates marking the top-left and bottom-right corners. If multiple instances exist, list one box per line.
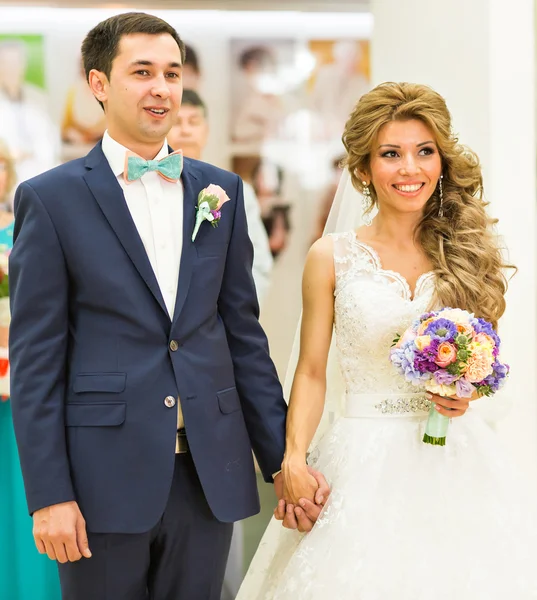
left=344, top=392, right=432, bottom=419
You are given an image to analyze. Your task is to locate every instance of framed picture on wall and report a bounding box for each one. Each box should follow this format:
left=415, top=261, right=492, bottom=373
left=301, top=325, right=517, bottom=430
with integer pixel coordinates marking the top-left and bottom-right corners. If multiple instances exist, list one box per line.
left=0, top=35, right=61, bottom=185
left=0, top=34, right=47, bottom=108
left=306, top=39, right=371, bottom=142
left=60, top=55, right=106, bottom=159
left=229, top=39, right=301, bottom=154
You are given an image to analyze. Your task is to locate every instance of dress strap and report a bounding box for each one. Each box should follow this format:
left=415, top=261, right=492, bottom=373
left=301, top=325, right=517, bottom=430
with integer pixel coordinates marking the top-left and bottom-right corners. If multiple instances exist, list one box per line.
left=329, top=231, right=376, bottom=294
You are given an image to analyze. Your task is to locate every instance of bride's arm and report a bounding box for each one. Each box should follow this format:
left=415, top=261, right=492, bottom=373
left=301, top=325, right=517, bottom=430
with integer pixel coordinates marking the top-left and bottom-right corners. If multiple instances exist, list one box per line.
left=282, top=236, right=335, bottom=505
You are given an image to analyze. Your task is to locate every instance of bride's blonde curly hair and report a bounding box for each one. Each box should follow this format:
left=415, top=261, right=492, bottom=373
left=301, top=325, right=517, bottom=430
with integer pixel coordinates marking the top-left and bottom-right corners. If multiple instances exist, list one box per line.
left=342, top=82, right=514, bottom=329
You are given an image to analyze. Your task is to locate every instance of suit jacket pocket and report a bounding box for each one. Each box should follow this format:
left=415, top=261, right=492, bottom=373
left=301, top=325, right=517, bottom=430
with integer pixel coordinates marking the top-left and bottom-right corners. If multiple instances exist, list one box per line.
left=217, top=387, right=241, bottom=414
left=65, top=402, right=126, bottom=427
left=73, top=373, right=127, bottom=393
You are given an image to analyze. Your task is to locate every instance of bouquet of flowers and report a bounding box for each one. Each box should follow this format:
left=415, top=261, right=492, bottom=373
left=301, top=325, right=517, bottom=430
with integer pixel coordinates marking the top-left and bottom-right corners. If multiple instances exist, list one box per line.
left=390, top=308, right=509, bottom=446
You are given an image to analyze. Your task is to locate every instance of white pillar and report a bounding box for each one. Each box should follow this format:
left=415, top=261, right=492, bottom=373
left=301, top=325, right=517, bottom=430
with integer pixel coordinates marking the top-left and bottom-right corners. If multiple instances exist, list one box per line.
left=372, top=0, right=537, bottom=483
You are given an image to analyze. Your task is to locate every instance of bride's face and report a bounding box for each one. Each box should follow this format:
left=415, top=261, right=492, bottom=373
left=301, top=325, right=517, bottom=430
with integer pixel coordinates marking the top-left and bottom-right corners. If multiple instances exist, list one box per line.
left=366, top=119, right=442, bottom=216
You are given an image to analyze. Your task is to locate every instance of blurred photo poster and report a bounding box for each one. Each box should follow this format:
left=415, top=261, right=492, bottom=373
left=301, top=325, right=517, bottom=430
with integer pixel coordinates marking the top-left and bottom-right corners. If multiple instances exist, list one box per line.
left=307, top=39, right=371, bottom=142
left=60, top=55, right=106, bottom=161
left=0, top=34, right=60, bottom=185
left=0, top=34, right=47, bottom=107
left=228, top=38, right=370, bottom=260
left=229, top=39, right=301, bottom=151
left=229, top=38, right=302, bottom=259
left=182, top=41, right=203, bottom=92
left=303, top=39, right=371, bottom=238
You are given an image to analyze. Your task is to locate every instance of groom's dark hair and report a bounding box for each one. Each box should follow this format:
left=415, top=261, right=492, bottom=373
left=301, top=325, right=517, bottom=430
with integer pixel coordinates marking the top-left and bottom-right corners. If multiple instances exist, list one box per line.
left=81, top=12, right=186, bottom=83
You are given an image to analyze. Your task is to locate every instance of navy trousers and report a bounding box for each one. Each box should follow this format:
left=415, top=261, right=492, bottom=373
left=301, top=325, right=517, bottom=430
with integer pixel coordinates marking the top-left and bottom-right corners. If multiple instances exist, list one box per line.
left=58, top=453, right=234, bottom=600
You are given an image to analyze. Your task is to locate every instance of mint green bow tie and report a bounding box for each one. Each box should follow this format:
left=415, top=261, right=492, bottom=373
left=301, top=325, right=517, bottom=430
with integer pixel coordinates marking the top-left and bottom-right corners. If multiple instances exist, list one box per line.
left=124, top=150, right=183, bottom=184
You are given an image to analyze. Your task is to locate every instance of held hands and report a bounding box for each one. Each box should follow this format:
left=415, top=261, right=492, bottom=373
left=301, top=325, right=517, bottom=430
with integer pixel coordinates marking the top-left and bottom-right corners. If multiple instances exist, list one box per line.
left=274, top=463, right=330, bottom=533
left=33, top=501, right=92, bottom=563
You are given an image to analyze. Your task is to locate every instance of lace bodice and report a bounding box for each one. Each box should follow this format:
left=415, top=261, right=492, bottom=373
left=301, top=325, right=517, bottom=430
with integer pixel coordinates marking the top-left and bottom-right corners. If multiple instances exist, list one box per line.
left=332, top=231, right=435, bottom=396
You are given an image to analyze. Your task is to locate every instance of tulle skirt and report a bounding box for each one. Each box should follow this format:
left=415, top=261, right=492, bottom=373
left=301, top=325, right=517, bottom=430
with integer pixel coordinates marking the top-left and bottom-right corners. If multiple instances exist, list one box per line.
left=237, top=410, right=537, bottom=599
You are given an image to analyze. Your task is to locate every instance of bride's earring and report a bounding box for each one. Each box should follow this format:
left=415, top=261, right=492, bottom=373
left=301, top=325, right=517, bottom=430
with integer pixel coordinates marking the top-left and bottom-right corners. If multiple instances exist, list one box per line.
left=438, top=175, right=444, bottom=218
left=362, top=181, right=373, bottom=227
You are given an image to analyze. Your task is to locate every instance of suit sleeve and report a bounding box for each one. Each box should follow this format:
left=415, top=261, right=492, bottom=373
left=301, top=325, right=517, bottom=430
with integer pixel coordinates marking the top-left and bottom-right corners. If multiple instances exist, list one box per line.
left=218, top=176, right=287, bottom=482
left=9, top=182, right=76, bottom=514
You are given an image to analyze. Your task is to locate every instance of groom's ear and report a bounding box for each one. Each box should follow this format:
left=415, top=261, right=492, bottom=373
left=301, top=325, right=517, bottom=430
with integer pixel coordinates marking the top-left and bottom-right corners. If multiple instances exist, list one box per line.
left=88, top=69, right=109, bottom=110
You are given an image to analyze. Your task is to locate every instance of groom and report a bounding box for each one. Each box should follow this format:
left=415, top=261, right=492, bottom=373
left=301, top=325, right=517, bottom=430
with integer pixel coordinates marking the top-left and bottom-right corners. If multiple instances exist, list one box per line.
left=8, top=12, right=322, bottom=600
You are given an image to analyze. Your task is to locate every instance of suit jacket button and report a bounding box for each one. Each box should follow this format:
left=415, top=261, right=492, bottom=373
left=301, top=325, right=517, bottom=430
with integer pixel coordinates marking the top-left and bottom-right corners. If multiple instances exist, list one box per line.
left=164, top=396, right=176, bottom=408
left=169, top=340, right=179, bottom=352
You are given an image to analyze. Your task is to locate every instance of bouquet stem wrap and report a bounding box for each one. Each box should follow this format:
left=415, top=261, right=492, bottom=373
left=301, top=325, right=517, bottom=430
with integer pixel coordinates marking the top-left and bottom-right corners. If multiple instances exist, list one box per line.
left=423, top=405, right=449, bottom=446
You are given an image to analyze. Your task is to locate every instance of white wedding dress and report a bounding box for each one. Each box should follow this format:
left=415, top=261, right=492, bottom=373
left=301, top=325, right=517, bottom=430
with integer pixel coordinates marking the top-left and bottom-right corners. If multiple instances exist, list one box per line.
left=237, top=231, right=537, bottom=600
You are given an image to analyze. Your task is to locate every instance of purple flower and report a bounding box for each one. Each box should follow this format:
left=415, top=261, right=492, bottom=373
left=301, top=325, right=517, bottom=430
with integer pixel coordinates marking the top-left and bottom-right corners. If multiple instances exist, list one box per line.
left=420, top=311, right=437, bottom=322
left=434, top=370, right=458, bottom=385
left=471, top=318, right=501, bottom=348
left=211, top=210, right=222, bottom=220
left=413, top=356, right=435, bottom=373
left=424, top=319, right=458, bottom=342
left=414, top=354, right=439, bottom=373
left=456, top=378, right=476, bottom=398
left=474, top=360, right=509, bottom=394
left=391, top=342, right=431, bottom=385
left=421, top=339, right=440, bottom=360
left=480, top=377, right=499, bottom=393
left=482, top=361, right=509, bottom=390
left=493, top=361, right=509, bottom=378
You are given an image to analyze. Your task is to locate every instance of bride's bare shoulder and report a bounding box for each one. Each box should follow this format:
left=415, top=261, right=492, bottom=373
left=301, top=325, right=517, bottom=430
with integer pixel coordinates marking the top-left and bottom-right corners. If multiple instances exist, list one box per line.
left=308, top=234, right=334, bottom=260
left=302, top=235, right=339, bottom=287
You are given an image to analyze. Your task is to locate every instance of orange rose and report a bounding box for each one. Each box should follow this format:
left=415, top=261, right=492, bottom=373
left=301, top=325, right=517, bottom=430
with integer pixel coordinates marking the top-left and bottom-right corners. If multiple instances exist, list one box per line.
left=436, top=342, right=457, bottom=368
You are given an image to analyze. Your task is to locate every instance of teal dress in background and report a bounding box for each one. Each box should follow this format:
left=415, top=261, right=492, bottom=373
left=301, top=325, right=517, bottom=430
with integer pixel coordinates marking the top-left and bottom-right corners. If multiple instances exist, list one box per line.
left=0, top=219, right=61, bottom=599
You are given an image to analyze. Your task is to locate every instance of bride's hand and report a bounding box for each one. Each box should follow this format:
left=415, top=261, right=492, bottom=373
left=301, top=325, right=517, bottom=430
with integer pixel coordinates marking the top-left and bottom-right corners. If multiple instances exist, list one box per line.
left=429, top=390, right=480, bottom=418
left=282, top=458, right=318, bottom=506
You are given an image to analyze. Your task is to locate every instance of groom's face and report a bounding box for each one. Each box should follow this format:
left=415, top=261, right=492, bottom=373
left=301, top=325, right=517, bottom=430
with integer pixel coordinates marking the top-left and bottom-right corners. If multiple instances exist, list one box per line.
left=94, top=33, right=183, bottom=153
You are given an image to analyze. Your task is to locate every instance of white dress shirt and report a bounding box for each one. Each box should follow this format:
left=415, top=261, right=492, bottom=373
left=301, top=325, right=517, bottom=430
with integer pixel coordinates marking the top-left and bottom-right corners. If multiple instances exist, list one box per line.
left=101, top=131, right=186, bottom=436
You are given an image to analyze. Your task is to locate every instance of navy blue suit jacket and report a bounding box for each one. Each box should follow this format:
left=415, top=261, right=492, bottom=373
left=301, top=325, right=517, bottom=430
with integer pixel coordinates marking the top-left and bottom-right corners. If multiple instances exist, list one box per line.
left=9, top=143, right=287, bottom=533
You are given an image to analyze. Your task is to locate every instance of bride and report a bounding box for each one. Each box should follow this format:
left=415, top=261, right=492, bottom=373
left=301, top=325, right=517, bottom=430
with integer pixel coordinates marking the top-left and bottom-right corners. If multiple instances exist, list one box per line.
left=237, top=82, right=537, bottom=599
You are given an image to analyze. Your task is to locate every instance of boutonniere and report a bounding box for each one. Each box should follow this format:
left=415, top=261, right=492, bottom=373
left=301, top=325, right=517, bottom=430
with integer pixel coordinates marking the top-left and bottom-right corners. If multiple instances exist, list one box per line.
left=191, top=184, right=231, bottom=242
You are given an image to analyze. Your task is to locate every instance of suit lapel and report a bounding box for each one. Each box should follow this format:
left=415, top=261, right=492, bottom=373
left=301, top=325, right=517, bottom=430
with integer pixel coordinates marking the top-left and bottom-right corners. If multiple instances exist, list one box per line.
left=172, top=158, right=200, bottom=327
left=83, top=143, right=169, bottom=318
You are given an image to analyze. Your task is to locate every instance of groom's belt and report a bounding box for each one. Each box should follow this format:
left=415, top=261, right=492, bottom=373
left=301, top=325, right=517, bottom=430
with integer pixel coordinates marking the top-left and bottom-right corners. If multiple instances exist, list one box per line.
left=176, top=428, right=189, bottom=454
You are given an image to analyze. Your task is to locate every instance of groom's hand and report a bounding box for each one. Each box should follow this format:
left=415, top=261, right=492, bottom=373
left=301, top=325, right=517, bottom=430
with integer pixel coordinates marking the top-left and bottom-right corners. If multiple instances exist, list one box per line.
left=33, top=501, right=92, bottom=563
left=273, top=471, right=284, bottom=501
left=274, top=467, right=330, bottom=532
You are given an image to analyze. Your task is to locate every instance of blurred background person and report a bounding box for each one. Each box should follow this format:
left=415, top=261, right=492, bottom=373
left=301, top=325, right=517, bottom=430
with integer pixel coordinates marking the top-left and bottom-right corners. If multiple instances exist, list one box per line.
left=61, top=57, right=106, bottom=146
left=0, top=39, right=60, bottom=184
left=251, top=159, right=291, bottom=259
left=0, top=139, right=61, bottom=600
left=183, top=43, right=202, bottom=91
left=168, top=90, right=274, bottom=304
